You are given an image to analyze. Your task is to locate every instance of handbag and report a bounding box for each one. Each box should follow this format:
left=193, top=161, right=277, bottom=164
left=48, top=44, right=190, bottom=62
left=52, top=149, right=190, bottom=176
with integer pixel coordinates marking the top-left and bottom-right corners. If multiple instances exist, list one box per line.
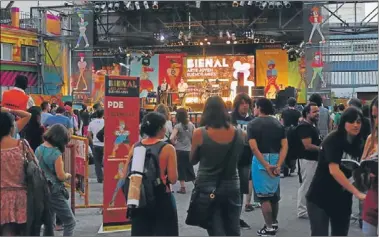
left=185, top=128, right=238, bottom=229
left=35, top=145, right=70, bottom=200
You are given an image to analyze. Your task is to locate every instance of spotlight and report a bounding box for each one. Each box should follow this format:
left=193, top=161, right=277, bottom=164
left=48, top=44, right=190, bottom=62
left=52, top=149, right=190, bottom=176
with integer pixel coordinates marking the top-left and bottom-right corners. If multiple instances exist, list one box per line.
left=204, top=38, right=208, bottom=41
left=259, top=1, right=267, bottom=10
left=207, top=42, right=211, bottom=45
left=226, top=30, right=231, bottom=38
left=108, top=2, right=113, bottom=9
left=135, top=1, right=140, bottom=10
left=219, top=31, right=223, bottom=38
left=283, top=1, right=291, bottom=8
left=101, top=3, right=106, bottom=11
left=143, top=1, right=149, bottom=9
left=269, top=39, right=275, bottom=43
left=188, top=32, right=192, bottom=40
left=275, top=2, right=282, bottom=8
left=240, top=1, right=245, bottom=6
left=152, top=1, right=158, bottom=9
left=254, top=1, right=260, bottom=6
left=226, top=40, right=231, bottom=44
left=254, top=38, right=260, bottom=43
left=200, top=42, right=204, bottom=46
left=268, top=2, right=274, bottom=9
left=247, top=1, right=253, bottom=5
left=178, top=31, right=184, bottom=39
left=196, top=1, right=201, bottom=8
left=231, top=33, right=236, bottom=41
left=232, top=1, right=239, bottom=7
left=160, top=35, right=165, bottom=41
left=114, top=2, right=120, bottom=10
left=125, top=1, right=131, bottom=9
left=94, top=4, right=100, bottom=12
left=233, top=41, right=238, bottom=44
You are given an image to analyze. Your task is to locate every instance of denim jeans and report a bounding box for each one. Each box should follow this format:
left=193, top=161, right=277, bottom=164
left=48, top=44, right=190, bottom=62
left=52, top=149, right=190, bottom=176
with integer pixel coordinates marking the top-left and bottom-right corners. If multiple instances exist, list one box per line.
left=196, top=179, right=242, bottom=236
left=50, top=184, right=76, bottom=236
left=93, top=146, right=104, bottom=181
left=362, top=221, right=378, bottom=236
left=307, top=200, right=350, bottom=236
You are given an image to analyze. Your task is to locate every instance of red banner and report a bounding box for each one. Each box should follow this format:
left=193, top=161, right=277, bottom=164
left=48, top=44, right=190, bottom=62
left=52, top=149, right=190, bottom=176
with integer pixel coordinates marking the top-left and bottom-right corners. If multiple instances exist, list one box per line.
left=103, top=75, right=140, bottom=232
left=158, top=54, right=185, bottom=102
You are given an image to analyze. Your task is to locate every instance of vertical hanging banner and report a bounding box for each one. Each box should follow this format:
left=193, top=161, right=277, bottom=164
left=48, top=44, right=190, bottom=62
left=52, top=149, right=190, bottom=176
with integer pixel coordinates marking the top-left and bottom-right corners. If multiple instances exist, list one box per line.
left=256, top=49, right=289, bottom=99
left=288, top=57, right=307, bottom=104
left=70, top=6, right=93, bottom=104
left=303, top=3, right=331, bottom=105
left=130, top=54, right=159, bottom=98
left=102, top=75, right=140, bottom=233
left=158, top=54, right=185, bottom=102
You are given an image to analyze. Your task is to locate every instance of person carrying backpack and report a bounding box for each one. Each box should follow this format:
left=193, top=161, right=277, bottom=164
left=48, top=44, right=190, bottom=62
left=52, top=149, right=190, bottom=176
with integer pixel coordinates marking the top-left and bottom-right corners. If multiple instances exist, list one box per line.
left=122, top=112, right=178, bottom=236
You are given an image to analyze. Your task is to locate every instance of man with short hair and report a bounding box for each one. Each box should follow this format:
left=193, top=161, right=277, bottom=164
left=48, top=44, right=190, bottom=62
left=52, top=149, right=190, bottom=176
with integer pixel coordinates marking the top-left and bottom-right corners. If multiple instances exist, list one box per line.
left=296, top=102, right=321, bottom=219
left=43, top=106, right=73, bottom=135
left=40, top=101, right=52, bottom=124
left=248, top=98, right=288, bottom=236
left=309, top=93, right=331, bottom=139
left=1, top=75, right=35, bottom=110
left=87, top=109, right=104, bottom=183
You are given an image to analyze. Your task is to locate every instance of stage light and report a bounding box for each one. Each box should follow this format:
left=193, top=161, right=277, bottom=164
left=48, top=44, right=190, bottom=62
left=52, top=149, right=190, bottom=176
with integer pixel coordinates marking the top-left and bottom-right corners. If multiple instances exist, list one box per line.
left=226, top=40, right=231, bottom=44
left=232, top=1, right=239, bottom=7
left=247, top=1, right=253, bottom=6
left=233, top=41, right=238, bottom=44
left=114, top=2, right=120, bottom=10
left=135, top=1, right=140, bottom=10
left=184, top=35, right=189, bottom=42
left=275, top=2, right=282, bottom=8
left=226, top=30, right=231, bottom=38
left=200, top=42, right=204, bottom=46
left=254, top=38, right=260, bottom=43
left=231, top=33, right=236, bottom=41
left=204, top=38, right=208, bottom=41
left=283, top=1, right=291, bottom=8
left=259, top=1, right=267, bottom=10
left=207, top=42, right=211, bottom=45
left=219, top=30, right=223, bottom=38
left=254, top=1, right=260, bottom=6
left=178, top=31, right=184, bottom=39
left=196, top=1, right=201, bottom=8
left=240, top=1, right=245, bottom=6
left=143, top=1, right=149, bottom=9
left=125, top=1, right=132, bottom=9
left=268, top=2, right=274, bottom=9
left=160, top=35, right=165, bottom=41
left=94, top=4, right=100, bottom=12
left=152, top=1, right=158, bottom=9
left=188, top=32, right=192, bottom=40
left=108, top=2, right=113, bottom=9
left=101, top=3, right=106, bottom=11
left=269, top=39, right=275, bottom=43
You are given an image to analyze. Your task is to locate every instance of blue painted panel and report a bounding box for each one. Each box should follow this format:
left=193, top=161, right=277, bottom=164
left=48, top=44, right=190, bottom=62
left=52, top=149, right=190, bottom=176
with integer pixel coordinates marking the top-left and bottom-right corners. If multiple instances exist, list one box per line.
left=329, top=34, right=378, bottom=40
left=43, top=67, right=62, bottom=95
left=327, top=60, right=378, bottom=72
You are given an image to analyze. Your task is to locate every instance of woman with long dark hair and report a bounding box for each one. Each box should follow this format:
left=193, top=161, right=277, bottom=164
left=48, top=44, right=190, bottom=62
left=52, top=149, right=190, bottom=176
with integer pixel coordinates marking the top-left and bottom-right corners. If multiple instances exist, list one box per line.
left=22, top=106, right=45, bottom=151
left=190, top=96, right=244, bottom=236
left=0, top=111, right=29, bottom=235
left=306, top=107, right=367, bottom=236
left=170, top=108, right=196, bottom=194
left=361, top=96, right=378, bottom=236
left=35, top=124, right=75, bottom=236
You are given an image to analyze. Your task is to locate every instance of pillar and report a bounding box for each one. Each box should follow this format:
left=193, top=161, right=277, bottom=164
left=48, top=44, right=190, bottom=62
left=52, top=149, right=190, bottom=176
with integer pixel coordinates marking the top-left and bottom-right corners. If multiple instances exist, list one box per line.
left=11, top=7, right=19, bottom=28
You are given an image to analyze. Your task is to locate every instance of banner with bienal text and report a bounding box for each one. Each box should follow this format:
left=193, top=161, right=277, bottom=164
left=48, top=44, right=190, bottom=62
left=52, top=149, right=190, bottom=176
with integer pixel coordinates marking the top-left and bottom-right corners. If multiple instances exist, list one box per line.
left=102, top=75, right=140, bottom=233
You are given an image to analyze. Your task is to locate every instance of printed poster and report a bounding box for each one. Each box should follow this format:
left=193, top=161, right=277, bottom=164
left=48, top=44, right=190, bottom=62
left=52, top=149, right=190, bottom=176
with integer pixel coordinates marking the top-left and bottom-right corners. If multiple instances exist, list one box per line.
left=158, top=54, right=185, bottom=102
left=256, top=49, right=289, bottom=99
left=288, top=57, right=307, bottom=104
left=130, top=54, right=159, bottom=98
left=103, top=75, right=140, bottom=232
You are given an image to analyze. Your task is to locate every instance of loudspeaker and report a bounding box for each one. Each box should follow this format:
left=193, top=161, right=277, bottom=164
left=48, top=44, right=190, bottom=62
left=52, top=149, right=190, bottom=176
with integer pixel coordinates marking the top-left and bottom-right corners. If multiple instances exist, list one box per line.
left=251, top=86, right=265, bottom=97
left=237, top=86, right=249, bottom=94
left=275, top=90, right=287, bottom=109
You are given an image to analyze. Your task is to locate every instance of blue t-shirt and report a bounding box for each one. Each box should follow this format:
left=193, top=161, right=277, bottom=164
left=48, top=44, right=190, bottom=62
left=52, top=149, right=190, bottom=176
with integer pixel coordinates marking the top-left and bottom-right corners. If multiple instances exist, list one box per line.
left=41, top=112, right=53, bottom=125
left=43, top=114, right=73, bottom=129
left=35, top=145, right=63, bottom=184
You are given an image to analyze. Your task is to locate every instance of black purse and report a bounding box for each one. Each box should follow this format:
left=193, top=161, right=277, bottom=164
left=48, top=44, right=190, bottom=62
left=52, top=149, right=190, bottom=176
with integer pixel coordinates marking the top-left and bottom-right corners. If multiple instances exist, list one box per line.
left=185, top=129, right=238, bottom=229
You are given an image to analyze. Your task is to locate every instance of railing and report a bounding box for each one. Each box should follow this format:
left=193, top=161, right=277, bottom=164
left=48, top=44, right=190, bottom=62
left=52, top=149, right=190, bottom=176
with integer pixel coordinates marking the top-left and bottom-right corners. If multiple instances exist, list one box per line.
left=0, top=9, right=39, bottom=30
left=61, top=136, right=103, bottom=213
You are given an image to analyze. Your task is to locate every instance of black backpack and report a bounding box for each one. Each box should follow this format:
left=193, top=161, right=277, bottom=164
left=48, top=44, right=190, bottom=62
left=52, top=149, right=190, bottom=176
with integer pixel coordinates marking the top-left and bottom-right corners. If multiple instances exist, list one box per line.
left=285, top=124, right=306, bottom=161
left=122, top=141, right=167, bottom=217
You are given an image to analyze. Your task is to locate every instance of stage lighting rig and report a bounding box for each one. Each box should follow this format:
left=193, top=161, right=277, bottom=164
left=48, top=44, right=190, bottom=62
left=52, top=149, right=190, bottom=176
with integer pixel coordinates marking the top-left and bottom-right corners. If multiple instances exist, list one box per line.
left=259, top=2, right=267, bottom=10
left=268, top=2, right=274, bottom=9
left=283, top=1, right=291, bottom=8
left=152, top=1, right=158, bottom=9
left=232, top=1, right=239, bottom=7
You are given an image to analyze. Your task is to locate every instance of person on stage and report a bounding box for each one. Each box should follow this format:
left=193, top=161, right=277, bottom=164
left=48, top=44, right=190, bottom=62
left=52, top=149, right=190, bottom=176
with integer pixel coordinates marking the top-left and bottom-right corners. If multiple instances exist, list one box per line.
left=160, top=78, right=170, bottom=105
left=178, top=78, right=188, bottom=106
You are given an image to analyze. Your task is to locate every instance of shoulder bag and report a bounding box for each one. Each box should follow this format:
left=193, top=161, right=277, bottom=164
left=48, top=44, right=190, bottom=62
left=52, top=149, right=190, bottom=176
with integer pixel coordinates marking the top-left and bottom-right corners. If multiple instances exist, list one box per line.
left=185, top=128, right=238, bottom=229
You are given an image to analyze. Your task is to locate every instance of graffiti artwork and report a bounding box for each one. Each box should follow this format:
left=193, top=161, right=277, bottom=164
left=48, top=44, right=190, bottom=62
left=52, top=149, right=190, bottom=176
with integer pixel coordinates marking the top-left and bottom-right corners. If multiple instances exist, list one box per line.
left=75, top=11, right=90, bottom=48
left=308, top=6, right=326, bottom=44
left=309, top=51, right=326, bottom=89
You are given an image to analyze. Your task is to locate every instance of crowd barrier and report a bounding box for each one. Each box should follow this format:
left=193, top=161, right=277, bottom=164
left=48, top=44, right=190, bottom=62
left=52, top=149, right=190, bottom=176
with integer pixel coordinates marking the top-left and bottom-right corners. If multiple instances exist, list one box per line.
left=62, top=135, right=103, bottom=213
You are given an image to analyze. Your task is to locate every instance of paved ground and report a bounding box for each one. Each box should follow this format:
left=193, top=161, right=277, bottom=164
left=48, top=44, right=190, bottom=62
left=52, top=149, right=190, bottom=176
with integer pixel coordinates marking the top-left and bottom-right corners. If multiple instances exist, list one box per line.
left=65, top=165, right=363, bottom=237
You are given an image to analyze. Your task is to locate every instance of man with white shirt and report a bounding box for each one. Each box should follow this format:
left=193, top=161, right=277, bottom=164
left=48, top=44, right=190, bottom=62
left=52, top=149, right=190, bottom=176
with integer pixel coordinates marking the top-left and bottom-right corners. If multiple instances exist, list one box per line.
left=177, top=78, right=188, bottom=106
left=40, top=101, right=52, bottom=125
left=87, top=109, right=104, bottom=183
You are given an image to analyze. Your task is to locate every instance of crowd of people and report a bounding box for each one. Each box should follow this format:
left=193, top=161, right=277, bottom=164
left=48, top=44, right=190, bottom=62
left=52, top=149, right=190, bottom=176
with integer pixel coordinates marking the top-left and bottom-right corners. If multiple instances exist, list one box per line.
left=0, top=75, right=377, bottom=237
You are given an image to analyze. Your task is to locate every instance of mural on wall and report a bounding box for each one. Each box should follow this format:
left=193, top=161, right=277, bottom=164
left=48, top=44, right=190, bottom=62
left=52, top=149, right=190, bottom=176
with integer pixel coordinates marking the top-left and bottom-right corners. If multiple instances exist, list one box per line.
left=256, top=49, right=289, bottom=99
left=303, top=3, right=331, bottom=105
left=75, top=11, right=90, bottom=48
left=130, top=54, right=159, bottom=98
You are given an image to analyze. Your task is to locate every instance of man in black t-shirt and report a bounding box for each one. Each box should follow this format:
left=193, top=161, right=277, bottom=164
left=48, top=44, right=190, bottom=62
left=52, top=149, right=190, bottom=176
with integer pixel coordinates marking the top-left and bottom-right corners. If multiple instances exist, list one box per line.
left=281, top=97, right=301, bottom=175
left=248, top=98, right=287, bottom=236
left=231, top=93, right=256, bottom=230
left=296, top=102, right=321, bottom=219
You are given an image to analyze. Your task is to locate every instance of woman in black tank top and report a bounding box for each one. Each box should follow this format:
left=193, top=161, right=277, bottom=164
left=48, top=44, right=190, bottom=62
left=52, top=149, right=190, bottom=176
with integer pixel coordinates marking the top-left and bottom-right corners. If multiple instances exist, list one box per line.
left=190, top=96, right=245, bottom=236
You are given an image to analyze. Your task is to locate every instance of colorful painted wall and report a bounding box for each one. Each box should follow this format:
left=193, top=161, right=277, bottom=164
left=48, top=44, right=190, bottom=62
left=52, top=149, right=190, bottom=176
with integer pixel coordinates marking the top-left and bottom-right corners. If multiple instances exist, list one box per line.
left=0, top=10, right=66, bottom=95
